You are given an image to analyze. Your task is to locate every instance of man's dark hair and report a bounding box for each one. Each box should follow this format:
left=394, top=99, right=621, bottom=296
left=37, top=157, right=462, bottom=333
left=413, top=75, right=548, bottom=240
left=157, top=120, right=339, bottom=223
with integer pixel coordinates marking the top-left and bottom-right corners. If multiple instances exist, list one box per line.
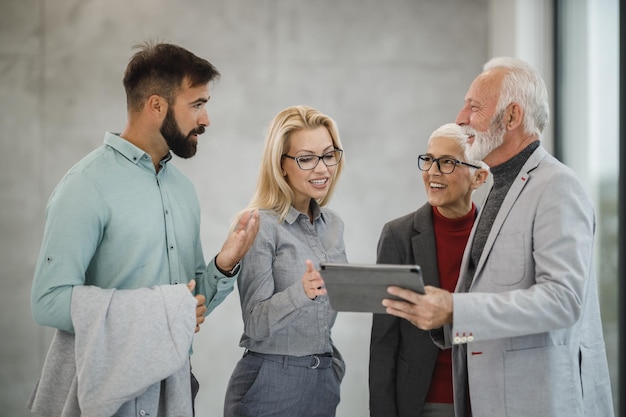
left=123, top=41, right=220, bottom=112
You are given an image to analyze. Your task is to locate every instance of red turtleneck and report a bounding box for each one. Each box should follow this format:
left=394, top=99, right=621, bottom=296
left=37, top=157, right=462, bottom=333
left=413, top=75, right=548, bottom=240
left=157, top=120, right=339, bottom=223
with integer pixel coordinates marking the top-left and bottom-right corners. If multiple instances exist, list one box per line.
left=425, top=203, right=476, bottom=404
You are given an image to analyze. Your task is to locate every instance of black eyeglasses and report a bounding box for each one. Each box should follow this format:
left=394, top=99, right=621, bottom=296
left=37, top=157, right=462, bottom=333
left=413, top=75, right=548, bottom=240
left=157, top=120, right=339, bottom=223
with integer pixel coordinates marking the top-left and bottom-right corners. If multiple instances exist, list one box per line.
left=282, top=149, right=343, bottom=170
left=417, top=154, right=481, bottom=174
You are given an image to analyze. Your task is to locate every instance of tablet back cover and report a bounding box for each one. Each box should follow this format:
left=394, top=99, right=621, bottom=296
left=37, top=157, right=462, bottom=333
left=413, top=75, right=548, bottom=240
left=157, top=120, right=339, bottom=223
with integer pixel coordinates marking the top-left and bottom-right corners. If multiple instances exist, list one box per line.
left=320, top=263, right=423, bottom=313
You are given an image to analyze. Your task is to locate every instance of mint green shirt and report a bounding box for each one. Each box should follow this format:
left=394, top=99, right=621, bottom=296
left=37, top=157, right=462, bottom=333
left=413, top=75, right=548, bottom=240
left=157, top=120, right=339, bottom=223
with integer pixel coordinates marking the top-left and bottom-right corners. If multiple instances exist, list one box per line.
left=32, top=132, right=235, bottom=333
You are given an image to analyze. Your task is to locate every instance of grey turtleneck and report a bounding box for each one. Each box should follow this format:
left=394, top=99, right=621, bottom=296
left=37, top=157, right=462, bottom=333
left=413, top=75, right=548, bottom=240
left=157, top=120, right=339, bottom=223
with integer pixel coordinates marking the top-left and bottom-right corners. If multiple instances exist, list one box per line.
left=464, top=141, right=540, bottom=292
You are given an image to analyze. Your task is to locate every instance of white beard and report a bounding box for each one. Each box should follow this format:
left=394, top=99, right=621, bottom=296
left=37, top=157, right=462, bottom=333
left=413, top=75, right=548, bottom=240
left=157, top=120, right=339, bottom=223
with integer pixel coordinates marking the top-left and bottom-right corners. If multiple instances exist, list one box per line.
left=465, top=114, right=506, bottom=161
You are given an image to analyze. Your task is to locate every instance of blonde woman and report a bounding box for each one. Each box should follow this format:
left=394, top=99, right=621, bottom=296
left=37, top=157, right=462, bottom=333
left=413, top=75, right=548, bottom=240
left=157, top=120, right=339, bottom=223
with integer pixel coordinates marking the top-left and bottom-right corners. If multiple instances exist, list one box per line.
left=224, top=105, right=347, bottom=417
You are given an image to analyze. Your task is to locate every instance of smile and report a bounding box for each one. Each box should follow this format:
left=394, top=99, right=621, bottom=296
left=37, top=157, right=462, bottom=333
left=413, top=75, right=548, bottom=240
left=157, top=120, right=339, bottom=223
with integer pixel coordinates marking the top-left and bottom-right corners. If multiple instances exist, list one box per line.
left=430, top=182, right=446, bottom=189
left=310, top=178, right=328, bottom=185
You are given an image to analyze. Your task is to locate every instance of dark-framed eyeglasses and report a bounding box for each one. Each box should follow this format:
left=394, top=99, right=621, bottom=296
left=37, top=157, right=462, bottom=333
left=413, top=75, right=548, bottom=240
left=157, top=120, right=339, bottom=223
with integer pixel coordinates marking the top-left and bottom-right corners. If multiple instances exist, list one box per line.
left=417, top=154, right=481, bottom=174
left=282, top=149, right=343, bottom=170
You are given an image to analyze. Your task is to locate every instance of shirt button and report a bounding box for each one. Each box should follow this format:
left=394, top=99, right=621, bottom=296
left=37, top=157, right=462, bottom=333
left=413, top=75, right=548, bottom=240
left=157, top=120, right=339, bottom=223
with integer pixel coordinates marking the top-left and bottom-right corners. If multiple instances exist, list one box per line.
left=139, top=411, right=146, bottom=416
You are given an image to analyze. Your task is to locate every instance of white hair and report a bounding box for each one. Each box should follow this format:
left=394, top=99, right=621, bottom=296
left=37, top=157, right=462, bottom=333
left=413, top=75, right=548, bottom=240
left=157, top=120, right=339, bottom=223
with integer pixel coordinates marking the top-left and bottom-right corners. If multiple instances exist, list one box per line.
left=428, top=122, right=488, bottom=170
left=484, top=57, right=550, bottom=137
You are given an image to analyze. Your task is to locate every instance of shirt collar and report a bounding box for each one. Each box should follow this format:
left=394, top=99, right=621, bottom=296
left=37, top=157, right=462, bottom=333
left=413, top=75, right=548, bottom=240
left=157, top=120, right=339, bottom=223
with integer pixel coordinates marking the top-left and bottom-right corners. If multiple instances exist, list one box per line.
left=284, top=200, right=323, bottom=224
left=103, top=132, right=173, bottom=169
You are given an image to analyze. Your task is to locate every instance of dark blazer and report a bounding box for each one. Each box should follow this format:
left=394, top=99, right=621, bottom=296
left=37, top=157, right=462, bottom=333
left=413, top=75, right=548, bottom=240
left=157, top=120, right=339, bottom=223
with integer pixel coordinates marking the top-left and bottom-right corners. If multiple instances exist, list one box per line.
left=369, top=203, right=442, bottom=417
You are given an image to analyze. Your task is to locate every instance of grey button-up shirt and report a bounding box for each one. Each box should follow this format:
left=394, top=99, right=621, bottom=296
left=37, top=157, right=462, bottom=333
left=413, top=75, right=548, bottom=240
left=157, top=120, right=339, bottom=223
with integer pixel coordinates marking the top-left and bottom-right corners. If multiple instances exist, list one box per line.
left=237, top=202, right=347, bottom=356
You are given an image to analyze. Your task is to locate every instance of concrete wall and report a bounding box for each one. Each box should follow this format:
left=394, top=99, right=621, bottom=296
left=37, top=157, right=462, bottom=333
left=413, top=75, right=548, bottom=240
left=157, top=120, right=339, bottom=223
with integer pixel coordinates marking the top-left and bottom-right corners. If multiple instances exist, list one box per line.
left=0, top=0, right=490, bottom=415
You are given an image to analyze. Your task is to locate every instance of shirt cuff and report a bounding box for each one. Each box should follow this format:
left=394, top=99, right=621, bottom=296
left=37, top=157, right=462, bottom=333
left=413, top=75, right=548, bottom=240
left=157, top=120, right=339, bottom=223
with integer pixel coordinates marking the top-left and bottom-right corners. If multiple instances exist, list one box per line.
left=213, top=255, right=241, bottom=277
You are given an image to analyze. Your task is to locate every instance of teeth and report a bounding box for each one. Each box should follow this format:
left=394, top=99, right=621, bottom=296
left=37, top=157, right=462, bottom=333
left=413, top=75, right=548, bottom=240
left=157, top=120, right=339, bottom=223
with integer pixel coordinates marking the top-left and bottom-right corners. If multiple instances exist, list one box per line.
left=310, top=179, right=327, bottom=185
left=430, top=182, right=445, bottom=189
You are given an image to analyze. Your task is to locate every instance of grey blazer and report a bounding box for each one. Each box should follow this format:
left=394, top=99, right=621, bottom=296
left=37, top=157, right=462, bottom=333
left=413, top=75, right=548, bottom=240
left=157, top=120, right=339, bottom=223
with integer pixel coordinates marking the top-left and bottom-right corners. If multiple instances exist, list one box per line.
left=449, top=146, right=614, bottom=417
left=28, top=285, right=196, bottom=417
left=369, top=203, right=442, bottom=417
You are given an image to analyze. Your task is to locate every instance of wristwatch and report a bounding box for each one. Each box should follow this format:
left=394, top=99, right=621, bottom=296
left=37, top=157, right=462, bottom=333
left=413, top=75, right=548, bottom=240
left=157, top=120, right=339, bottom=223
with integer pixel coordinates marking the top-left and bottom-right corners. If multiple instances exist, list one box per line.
left=225, top=261, right=241, bottom=277
left=217, top=259, right=241, bottom=277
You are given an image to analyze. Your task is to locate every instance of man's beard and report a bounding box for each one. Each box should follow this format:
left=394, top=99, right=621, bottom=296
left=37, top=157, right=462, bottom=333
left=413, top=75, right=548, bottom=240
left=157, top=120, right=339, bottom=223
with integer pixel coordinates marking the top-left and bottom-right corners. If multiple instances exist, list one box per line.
left=160, top=108, right=205, bottom=159
left=465, top=109, right=506, bottom=161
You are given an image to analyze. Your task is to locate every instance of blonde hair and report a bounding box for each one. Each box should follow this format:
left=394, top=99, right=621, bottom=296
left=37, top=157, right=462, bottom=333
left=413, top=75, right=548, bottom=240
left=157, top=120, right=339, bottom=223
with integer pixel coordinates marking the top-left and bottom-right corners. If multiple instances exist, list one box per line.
left=242, top=105, right=344, bottom=223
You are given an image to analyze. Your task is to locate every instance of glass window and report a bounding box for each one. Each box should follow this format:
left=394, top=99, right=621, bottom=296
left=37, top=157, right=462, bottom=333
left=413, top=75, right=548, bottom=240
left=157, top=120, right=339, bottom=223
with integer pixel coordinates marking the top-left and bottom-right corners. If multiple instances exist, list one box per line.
left=555, top=0, right=619, bottom=412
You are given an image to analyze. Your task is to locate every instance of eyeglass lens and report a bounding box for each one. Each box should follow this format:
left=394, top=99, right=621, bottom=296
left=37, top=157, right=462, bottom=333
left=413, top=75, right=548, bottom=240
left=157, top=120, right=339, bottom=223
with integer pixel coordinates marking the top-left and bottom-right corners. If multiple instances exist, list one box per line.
left=296, top=150, right=343, bottom=170
left=418, top=155, right=458, bottom=174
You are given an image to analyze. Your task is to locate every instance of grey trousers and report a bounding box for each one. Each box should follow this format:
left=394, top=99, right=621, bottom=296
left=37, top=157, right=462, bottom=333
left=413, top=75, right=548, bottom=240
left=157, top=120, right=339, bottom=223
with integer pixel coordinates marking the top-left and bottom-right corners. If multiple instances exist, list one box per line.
left=224, top=351, right=341, bottom=417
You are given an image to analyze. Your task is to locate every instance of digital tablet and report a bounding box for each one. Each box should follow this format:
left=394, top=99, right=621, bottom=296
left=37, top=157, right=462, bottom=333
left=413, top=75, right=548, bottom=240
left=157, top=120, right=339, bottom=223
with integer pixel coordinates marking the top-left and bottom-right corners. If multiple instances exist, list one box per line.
left=319, top=263, right=424, bottom=314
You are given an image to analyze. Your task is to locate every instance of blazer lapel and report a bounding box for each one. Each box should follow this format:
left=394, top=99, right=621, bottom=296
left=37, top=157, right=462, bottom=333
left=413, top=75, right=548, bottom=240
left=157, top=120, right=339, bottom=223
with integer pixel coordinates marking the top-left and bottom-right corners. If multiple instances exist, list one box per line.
left=456, top=206, right=485, bottom=292
left=411, top=205, right=439, bottom=287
